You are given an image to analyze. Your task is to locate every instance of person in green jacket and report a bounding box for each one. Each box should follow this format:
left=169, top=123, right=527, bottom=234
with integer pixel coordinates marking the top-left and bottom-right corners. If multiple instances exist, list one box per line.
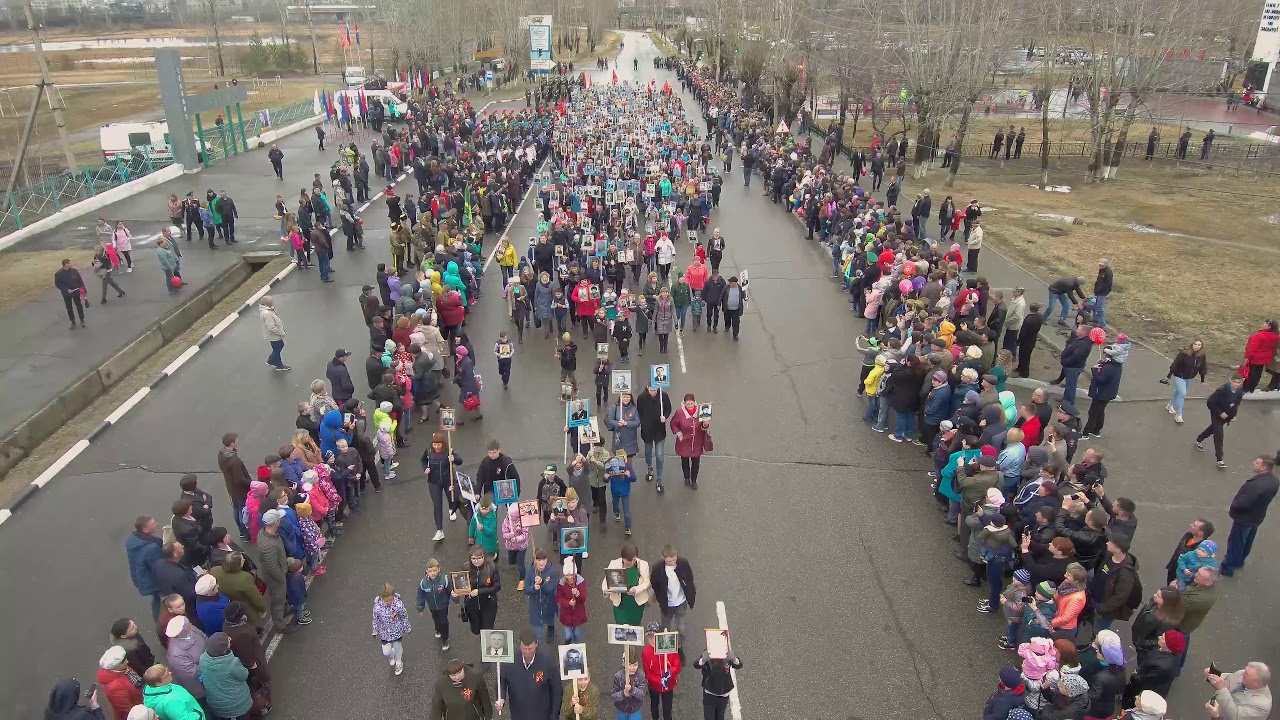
left=469, top=496, right=499, bottom=558
left=198, top=633, right=252, bottom=720
left=142, top=665, right=206, bottom=720
left=671, top=274, right=692, bottom=334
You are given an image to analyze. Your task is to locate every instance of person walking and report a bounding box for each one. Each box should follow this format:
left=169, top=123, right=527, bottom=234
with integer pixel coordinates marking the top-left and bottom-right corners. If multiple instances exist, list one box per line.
left=1241, top=320, right=1279, bottom=393
left=373, top=583, right=412, bottom=676
left=649, top=544, right=695, bottom=655
left=431, top=659, right=493, bottom=720
left=156, top=237, right=180, bottom=294
left=720, top=276, right=747, bottom=341
left=259, top=296, right=290, bottom=371
left=1194, top=374, right=1245, bottom=469
left=602, top=544, right=651, bottom=626
left=1220, top=455, right=1279, bottom=576
left=462, top=545, right=501, bottom=635
left=1165, top=340, right=1207, bottom=424
left=636, top=385, right=671, bottom=489
left=669, top=394, right=711, bottom=489
left=695, top=647, right=743, bottom=720
left=54, top=258, right=88, bottom=329
left=268, top=144, right=284, bottom=179
left=91, top=241, right=127, bottom=305
left=495, top=628, right=562, bottom=719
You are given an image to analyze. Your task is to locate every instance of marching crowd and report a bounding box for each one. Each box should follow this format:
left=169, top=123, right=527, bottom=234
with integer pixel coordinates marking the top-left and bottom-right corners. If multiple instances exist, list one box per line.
left=39, top=44, right=1276, bottom=720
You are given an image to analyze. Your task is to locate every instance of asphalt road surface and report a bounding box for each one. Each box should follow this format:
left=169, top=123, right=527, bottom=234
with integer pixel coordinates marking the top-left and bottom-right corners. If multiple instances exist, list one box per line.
left=1, top=31, right=1276, bottom=719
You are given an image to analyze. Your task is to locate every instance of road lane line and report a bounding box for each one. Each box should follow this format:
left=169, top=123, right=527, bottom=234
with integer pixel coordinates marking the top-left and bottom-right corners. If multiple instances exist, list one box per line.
left=32, top=439, right=91, bottom=488
left=103, top=387, right=151, bottom=425
left=161, top=346, right=201, bottom=376
left=264, top=632, right=284, bottom=662
left=0, top=509, right=10, bottom=527
left=716, top=600, right=743, bottom=720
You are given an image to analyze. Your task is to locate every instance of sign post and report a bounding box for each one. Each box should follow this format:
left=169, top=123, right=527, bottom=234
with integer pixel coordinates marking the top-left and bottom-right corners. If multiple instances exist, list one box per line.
left=527, top=15, right=554, bottom=74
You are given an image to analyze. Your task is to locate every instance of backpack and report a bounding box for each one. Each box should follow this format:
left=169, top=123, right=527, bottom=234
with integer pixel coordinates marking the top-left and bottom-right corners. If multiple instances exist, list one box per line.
left=238, top=504, right=250, bottom=531
left=1123, top=564, right=1144, bottom=610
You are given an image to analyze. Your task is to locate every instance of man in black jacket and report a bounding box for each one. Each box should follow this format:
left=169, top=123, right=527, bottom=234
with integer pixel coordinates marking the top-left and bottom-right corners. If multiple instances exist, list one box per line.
left=477, top=439, right=522, bottom=500
left=1089, top=536, right=1139, bottom=631
left=495, top=629, right=562, bottom=720
left=151, top=542, right=200, bottom=630
left=327, top=349, right=356, bottom=404
left=986, top=290, right=1007, bottom=338
left=636, top=385, right=672, bottom=488
left=1221, top=455, right=1279, bottom=576
left=1057, top=324, right=1093, bottom=406
left=1015, top=303, right=1043, bottom=377
left=1164, top=518, right=1214, bottom=584
left=215, top=191, right=238, bottom=244
left=650, top=544, right=696, bottom=656
left=54, top=258, right=87, bottom=329
left=267, top=144, right=284, bottom=179
left=1055, top=501, right=1108, bottom=570
left=702, top=272, right=726, bottom=333
left=1093, top=259, right=1113, bottom=326
left=1195, top=374, right=1245, bottom=468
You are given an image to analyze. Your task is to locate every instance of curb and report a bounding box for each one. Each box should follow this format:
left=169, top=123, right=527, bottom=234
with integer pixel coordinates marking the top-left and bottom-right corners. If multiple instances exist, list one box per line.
left=0, top=261, right=296, bottom=529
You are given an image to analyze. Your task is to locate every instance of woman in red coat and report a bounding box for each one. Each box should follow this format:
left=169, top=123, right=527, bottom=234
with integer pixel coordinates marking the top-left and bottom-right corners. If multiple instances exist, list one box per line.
left=1241, top=319, right=1279, bottom=392
left=641, top=622, right=682, bottom=720
left=668, top=393, right=711, bottom=488
left=435, top=290, right=465, bottom=342
left=572, top=278, right=599, bottom=337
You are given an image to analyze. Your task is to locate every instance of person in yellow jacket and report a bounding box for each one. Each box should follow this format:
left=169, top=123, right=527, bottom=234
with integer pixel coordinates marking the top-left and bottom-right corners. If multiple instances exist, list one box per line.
left=495, top=237, right=518, bottom=285
left=862, top=355, right=888, bottom=424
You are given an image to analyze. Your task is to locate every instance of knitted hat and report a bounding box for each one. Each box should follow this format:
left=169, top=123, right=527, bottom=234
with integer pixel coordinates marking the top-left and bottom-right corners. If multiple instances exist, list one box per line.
left=194, top=574, right=218, bottom=596
left=1162, top=630, right=1186, bottom=655
left=99, top=645, right=127, bottom=669
left=295, top=502, right=313, bottom=518
left=1013, top=569, right=1031, bottom=585
left=645, top=622, right=662, bottom=636
left=1135, top=691, right=1167, bottom=715
left=1058, top=673, right=1089, bottom=697
left=980, top=444, right=999, bottom=457
left=127, top=707, right=158, bottom=720
left=998, top=666, right=1021, bottom=689
left=1198, top=539, right=1217, bottom=556
left=985, top=487, right=1006, bottom=506
left=1095, top=629, right=1125, bottom=666
left=1035, top=581, right=1056, bottom=597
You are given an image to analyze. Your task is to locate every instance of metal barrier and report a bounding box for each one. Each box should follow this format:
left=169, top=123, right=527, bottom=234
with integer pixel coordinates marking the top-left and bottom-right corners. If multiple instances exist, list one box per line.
left=1, top=98, right=321, bottom=239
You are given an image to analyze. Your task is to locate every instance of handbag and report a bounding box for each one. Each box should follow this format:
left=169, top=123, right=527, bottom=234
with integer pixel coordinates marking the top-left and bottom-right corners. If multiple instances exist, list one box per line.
left=703, top=428, right=714, bottom=453
left=463, top=393, right=482, bottom=411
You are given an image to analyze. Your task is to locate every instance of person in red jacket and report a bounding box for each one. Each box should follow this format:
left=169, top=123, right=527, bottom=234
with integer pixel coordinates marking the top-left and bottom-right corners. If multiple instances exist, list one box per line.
left=97, top=646, right=144, bottom=720
left=641, top=622, right=681, bottom=720
left=572, top=278, right=599, bottom=337
left=1241, top=319, right=1278, bottom=392
left=669, top=393, right=712, bottom=489
left=555, top=557, right=588, bottom=643
left=435, top=290, right=465, bottom=343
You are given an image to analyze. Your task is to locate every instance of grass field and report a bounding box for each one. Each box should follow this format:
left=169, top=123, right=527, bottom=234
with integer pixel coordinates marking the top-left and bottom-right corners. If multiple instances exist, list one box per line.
left=931, top=159, right=1280, bottom=374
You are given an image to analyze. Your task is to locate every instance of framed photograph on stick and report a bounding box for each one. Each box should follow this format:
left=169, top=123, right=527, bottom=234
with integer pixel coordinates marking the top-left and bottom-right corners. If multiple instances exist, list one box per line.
left=493, top=479, right=517, bottom=505
left=567, top=399, right=591, bottom=428
left=518, top=500, right=541, bottom=527
left=596, top=342, right=610, bottom=359
left=654, top=632, right=679, bottom=656
left=607, top=624, right=645, bottom=646
left=481, top=629, right=514, bottom=663
left=439, top=408, right=457, bottom=432
left=559, top=643, right=588, bottom=679
left=650, top=364, right=671, bottom=390
left=604, top=568, right=629, bottom=593
left=577, top=417, right=601, bottom=446
left=560, top=526, right=588, bottom=555
left=611, top=370, right=632, bottom=395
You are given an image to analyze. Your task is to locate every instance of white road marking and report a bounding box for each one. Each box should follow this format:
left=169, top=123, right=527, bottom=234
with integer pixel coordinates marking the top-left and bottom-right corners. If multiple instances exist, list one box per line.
left=132, top=232, right=161, bottom=247
left=208, top=311, right=241, bottom=338
left=716, top=601, right=743, bottom=720
left=0, top=509, right=10, bottom=527
left=161, top=346, right=201, bottom=376
left=32, top=439, right=91, bottom=488
left=272, top=262, right=296, bottom=283
left=675, top=329, right=687, bottom=373
left=103, top=387, right=151, bottom=424
left=264, top=631, right=283, bottom=663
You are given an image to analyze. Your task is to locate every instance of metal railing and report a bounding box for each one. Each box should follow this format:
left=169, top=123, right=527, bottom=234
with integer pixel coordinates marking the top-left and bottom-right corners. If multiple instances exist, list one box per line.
left=1, top=98, right=321, bottom=239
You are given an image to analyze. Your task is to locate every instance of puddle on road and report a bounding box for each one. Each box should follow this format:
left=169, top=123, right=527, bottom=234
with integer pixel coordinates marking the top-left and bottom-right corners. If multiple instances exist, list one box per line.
left=1266, top=214, right=1280, bottom=225
left=1028, top=184, right=1073, bottom=193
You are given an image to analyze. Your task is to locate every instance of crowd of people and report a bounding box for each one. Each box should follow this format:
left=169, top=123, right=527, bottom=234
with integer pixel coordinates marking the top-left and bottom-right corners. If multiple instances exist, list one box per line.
left=39, top=42, right=1277, bottom=720
left=671, top=56, right=1278, bottom=720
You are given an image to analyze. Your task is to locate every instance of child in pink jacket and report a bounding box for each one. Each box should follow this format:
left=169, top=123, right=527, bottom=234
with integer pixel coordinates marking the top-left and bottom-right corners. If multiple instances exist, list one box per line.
left=501, top=505, right=531, bottom=590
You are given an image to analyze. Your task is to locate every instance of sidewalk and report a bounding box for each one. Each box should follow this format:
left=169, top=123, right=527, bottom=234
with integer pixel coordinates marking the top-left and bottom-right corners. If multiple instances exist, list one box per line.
left=0, top=121, right=347, bottom=440
left=811, top=144, right=1177, bottom=401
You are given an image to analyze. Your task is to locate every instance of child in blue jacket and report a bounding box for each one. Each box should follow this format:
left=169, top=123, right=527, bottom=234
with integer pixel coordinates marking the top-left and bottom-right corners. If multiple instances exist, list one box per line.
left=605, top=450, right=637, bottom=535
left=415, top=558, right=454, bottom=650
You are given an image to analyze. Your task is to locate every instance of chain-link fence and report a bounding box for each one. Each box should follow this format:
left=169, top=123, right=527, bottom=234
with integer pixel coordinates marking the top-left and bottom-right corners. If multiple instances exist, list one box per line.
left=1, top=98, right=320, bottom=240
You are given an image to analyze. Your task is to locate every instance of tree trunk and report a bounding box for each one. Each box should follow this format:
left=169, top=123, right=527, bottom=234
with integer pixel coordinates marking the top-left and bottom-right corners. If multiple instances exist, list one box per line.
left=946, top=100, right=974, bottom=188
left=1103, top=100, right=1139, bottom=180
left=1039, top=90, right=1051, bottom=188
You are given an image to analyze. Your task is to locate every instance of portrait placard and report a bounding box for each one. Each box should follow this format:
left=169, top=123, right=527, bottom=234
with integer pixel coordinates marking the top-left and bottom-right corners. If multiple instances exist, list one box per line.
left=481, top=629, right=514, bottom=663
left=607, top=624, right=644, bottom=646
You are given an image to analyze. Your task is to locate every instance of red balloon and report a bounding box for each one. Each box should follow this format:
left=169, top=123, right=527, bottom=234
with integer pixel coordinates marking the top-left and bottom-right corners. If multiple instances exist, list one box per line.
left=170, top=276, right=183, bottom=288
left=902, top=263, right=916, bottom=276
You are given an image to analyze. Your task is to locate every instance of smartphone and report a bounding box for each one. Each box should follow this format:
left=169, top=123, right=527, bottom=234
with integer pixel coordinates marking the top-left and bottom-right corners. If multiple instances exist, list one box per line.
left=1207, top=662, right=1221, bottom=678
left=343, top=413, right=354, bottom=426
left=1021, top=595, right=1035, bottom=603
left=84, top=683, right=99, bottom=698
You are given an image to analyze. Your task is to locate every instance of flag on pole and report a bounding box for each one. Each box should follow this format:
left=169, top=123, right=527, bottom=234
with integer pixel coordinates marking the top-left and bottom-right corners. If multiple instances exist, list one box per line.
left=313, top=89, right=323, bottom=116
left=354, top=22, right=361, bottom=46
left=326, top=90, right=336, bottom=119
left=359, top=87, right=368, bottom=117
left=344, top=22, right=353, bottom=48
left=611, top=70, right=617, bottom=86
left=337, top=23, right=348, bottom=48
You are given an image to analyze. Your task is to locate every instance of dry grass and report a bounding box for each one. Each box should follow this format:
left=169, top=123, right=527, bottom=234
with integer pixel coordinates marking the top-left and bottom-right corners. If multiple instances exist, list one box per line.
left=0, top=249, right=96, bottom=312
left=0, top=256, right=290, bottom=504
left=651, top=33, right=678, bottom=57
left=933, top=165, right=1280, bottom=369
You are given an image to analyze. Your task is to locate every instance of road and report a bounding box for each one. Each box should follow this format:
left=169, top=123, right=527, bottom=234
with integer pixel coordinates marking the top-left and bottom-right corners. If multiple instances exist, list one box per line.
left=1, top=31, right=1276, bottom=719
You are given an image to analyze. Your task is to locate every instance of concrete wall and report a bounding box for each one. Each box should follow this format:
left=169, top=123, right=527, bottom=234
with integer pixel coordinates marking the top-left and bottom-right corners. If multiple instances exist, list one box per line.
left=0, top=256, right=257, bottom=480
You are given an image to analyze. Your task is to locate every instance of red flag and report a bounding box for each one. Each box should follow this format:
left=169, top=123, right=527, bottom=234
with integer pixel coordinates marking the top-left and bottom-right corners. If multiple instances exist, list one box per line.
left=326, top=90, right=336, bottom=118
left=359, top=88, right=368, bottom=117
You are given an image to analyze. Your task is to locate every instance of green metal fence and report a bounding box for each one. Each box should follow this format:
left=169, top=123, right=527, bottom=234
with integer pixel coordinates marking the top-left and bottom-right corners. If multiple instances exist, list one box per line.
left=1, top=98, right=321, bottom=240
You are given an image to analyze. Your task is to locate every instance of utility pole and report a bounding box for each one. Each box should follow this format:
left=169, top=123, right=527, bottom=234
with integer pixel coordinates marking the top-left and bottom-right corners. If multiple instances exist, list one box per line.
left=207, top=0, right=225, bottom=76
left=306, top=0, right=320, bottom=75
left=772, top=0, right=782, bottom=123
left=6, top=0, right=77, bottom=195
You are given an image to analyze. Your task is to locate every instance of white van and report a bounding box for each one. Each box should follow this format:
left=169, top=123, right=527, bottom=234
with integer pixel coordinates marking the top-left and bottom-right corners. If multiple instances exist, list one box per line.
left=333, top=88, right=410, bottom=122
left=343, top=65, right=366, bottom=87
left=100, top=121, right=205, bottom=164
